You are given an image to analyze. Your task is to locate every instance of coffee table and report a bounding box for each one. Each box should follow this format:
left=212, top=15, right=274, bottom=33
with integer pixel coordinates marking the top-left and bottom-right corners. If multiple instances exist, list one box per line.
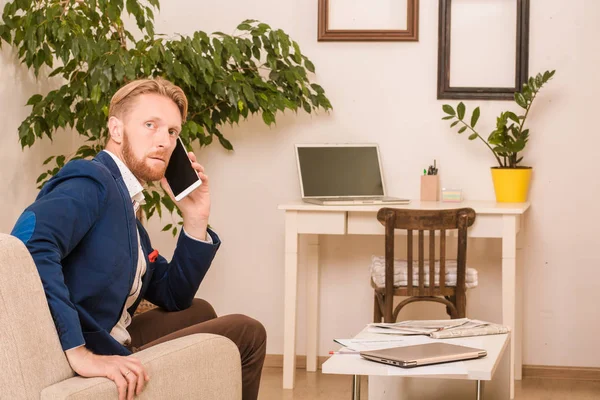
left=322, top=327, right=511, bottom=400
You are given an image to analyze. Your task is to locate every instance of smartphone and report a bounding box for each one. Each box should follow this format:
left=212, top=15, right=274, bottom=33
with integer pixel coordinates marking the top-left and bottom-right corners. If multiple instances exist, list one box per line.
left=164, top=137, right=202, bottom=202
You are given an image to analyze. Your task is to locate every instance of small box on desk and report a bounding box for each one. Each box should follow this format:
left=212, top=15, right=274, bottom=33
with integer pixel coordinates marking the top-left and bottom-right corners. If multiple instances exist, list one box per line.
left=442, top=188, right=463, bottom=202
left=420, top=175, right=439, bottom=201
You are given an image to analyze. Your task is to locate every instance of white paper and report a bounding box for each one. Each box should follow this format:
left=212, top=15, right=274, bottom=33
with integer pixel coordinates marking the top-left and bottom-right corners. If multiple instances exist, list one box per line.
left=334, top=338, right=407, bottom=351
left=366, top=318, right=509, bottom=339
left=366, top=326, right=421, bottom=335
left=368, top=318, right=471, bottom=333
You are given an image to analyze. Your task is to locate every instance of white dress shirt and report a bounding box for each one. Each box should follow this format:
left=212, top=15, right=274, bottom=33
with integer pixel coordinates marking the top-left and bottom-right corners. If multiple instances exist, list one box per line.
left=103, top=150, right=211, bottom=346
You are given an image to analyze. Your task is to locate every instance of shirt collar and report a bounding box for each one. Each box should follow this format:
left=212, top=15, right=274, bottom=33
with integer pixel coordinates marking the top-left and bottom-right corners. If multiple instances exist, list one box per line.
left=102, top=150, right=145, bottom=206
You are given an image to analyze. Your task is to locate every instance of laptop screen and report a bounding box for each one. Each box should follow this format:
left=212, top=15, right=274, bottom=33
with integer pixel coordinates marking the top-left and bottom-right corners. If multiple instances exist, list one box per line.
left=296, top=145, right=385, bottom=197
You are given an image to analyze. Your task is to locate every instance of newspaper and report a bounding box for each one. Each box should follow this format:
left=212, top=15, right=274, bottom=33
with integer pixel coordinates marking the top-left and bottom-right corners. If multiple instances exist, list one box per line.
left=367, top=318, right=510, bottom=339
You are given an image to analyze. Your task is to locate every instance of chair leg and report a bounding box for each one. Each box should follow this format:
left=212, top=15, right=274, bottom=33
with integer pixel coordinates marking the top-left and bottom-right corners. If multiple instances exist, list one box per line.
left=455, top=291, right=466, bottom=318
left=443, top=295, right=462, bottom=319
left=373, top=293, right=383, bottom=323
left=383, top=294, right=394, bottom=323
left=445, top=295, right=456, bottom=318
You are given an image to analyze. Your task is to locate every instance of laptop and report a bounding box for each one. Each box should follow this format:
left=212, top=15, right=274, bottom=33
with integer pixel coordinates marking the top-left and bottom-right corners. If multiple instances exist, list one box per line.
left=295, top=144, right=410, bottom=205
left=360, top=342, right=487, bottom=368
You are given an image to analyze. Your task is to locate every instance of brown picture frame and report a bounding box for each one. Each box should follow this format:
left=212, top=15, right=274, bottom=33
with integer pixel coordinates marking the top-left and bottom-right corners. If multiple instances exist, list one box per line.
left=437, top=0, right=530, bottom=100
left=318, top=0, right=419, bottom=42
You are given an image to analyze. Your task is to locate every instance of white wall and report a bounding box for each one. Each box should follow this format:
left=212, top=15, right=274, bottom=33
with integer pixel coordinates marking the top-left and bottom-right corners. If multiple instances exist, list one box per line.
left=0, top=45, right=73, bottom=233
left=2, top=0, right=599, bottom=368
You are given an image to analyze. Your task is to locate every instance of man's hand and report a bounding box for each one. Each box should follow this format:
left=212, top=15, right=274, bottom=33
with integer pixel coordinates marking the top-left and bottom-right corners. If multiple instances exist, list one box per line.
left=161, top=151, right=211, bottom=240
left=65, top=346, right=150, bottom=400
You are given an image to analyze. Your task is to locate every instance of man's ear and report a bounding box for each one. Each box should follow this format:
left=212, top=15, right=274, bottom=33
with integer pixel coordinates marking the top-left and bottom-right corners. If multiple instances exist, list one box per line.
left=108, top=116, right=124, bottom=144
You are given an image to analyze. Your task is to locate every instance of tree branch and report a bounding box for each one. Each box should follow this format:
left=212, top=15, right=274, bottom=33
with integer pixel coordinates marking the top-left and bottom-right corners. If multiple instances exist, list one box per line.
left=188, top=100, right=228, bottom=120
left=112, top=22, right=127, bottom=49
left=458, top=119, right=504, bottom=167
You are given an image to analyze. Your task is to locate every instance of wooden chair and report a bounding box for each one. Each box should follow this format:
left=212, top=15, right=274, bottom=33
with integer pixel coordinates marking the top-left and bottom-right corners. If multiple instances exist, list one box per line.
left=372, top=207, right=476, bottom=323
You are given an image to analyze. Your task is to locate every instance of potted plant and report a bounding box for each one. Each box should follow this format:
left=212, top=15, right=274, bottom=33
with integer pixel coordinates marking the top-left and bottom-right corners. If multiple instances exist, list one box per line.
left=441, top=70, right=555, bottom=203
left=0, top=0, right=331, bottom=233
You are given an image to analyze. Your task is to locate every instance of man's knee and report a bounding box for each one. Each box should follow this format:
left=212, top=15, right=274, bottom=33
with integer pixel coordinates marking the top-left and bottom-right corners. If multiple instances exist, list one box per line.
left=189, top=298, right=218, bottom=320
left=229, top=314, right=267, bottom=346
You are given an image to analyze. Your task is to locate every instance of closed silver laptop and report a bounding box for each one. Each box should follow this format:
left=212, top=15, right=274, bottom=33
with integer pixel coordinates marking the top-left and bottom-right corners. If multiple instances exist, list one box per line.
left=295, top=144, right=410, bottom=205
left=360, top=342, right=487, bottom=368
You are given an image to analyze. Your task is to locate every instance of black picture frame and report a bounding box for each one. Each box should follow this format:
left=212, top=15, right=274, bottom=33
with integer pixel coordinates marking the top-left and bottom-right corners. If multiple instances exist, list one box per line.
left=437, top=0, right=530, bottom=100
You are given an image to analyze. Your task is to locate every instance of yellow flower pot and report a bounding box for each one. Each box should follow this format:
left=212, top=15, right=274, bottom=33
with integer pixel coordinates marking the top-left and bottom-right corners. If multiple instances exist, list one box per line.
left=491, top=167, right=532, bottom=203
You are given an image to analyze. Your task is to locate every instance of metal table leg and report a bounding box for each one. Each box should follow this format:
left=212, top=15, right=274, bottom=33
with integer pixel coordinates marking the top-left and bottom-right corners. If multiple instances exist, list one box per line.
left=352, top=375, right=362, bottom=400
left=476, top=380, right=484, bottom=400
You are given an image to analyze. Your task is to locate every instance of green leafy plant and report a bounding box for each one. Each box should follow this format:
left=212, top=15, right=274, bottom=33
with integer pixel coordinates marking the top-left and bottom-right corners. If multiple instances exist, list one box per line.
left=0, top=0, right=332, bottom=234
left=441, top=70, right=555, bottom=168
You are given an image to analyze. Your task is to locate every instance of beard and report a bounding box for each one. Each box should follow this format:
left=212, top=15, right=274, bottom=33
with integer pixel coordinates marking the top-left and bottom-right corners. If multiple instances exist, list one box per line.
left=122, top=132, right=168, bottom=183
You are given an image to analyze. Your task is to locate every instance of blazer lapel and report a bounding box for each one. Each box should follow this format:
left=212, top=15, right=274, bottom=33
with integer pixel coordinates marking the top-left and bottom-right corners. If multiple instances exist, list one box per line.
left=93, top=151, right=138, bottom=290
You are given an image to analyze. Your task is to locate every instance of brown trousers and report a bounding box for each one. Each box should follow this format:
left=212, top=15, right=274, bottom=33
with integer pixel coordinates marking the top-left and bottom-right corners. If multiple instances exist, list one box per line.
left=127, top=299, right=267, bottom=400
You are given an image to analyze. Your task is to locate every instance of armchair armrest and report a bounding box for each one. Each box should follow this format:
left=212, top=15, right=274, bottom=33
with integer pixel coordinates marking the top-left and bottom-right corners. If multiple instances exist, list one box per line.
left=41, top=334, right=242, bottom=400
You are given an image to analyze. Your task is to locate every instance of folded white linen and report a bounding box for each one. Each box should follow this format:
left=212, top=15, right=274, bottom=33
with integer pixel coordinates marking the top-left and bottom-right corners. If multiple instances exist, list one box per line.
left=370, top=255, right=478, bottom=289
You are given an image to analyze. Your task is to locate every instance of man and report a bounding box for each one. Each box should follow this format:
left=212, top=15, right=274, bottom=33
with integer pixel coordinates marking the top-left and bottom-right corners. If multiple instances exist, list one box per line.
left=11, top=78, right=266, bottom=400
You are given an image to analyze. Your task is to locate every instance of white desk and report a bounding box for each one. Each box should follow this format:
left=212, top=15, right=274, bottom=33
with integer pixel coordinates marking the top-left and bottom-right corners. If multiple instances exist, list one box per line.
left=278, top=200, right=529, bottom=398
left=322, top=327, right=510, bottom=400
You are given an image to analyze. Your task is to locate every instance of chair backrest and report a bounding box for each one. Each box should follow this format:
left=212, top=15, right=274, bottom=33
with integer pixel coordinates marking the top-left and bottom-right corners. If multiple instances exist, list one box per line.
left=0, top=233, right=74, bottom=399
left=376, top=207, right=476, bottom=305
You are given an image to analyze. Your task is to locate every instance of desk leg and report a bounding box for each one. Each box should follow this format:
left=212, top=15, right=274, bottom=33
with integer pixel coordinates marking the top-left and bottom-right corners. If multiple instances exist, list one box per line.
left=283, top=211, right=299, bottom=389
left=476, top=380, right=484, bottom=400
left=502, top=215, right=518, bottom=399
left=306, top=235, right=320, bottom=372
left=352, top=375, right=362, bottom=400
left=515, top=221, right=525, bottom=381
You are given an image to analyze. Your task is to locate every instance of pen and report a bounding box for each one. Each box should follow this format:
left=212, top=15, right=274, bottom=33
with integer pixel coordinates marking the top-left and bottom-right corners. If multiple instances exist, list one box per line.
left=329, top=350, right=360, bottom=355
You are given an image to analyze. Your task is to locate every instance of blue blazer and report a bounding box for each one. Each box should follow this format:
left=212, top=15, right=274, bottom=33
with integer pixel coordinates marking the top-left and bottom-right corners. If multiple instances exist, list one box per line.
left=11, top=151, right=220, bottom=356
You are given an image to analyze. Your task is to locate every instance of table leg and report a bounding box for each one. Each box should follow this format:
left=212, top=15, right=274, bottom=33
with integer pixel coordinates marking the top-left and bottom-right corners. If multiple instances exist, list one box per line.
left=306, top=234, right=320, bottom=372
left=352, top=375, right=362, bottom=400
left=476, top=380, right=484, bottom=400
left=283, top=211, right=299, bottom=389
left=502, top=215, right=518, bottom=399
left=515, top=219, right=526, bottom=381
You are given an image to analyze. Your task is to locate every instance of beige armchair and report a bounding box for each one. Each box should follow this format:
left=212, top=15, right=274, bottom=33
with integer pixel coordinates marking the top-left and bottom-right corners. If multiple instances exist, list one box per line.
left=0, top=233, right=242, bottom=399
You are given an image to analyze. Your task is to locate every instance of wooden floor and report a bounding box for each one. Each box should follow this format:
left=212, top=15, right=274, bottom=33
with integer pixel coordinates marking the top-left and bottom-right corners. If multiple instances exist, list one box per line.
left=258, top=367, right=600, bottom=400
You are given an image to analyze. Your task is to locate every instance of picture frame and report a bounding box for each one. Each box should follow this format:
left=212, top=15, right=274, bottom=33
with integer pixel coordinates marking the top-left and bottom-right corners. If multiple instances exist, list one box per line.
left=437, top=0, right=530, bottom=100
left=318, top=0, right=419, bottom=42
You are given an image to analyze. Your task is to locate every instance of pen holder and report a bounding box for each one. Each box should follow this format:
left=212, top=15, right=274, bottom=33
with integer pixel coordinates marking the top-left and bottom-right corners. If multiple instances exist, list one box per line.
left=420, top=175, right=439, bottom=201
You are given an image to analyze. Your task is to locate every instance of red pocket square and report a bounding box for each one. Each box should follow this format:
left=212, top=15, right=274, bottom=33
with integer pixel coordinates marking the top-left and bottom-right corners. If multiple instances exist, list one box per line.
left=148, top=249, right=159, bottom=263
